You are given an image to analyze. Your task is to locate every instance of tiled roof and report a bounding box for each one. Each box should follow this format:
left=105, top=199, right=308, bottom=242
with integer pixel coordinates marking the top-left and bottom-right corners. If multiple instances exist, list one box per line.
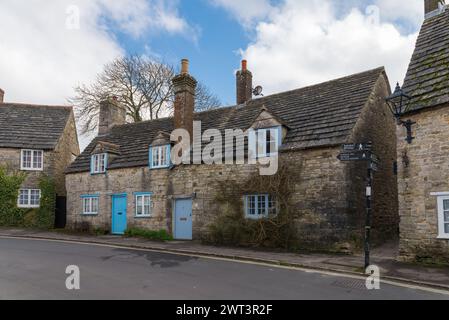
left=403, top=7, right=449, bottom=113
left=67, top=67, right=385, bottom=173
left=0, top=103, right=72, bottom=150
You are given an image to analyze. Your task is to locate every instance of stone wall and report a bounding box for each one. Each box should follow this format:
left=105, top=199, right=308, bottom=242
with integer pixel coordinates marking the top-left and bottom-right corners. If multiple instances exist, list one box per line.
left=0, top=148, right=54, bottom=190
left=397, top=104, right=449, bottom=263
left=348, top=74, right=399, bottom=243
left=53, top=113, right=80, bottom=196
left=66, top=144, right=394, bottom=250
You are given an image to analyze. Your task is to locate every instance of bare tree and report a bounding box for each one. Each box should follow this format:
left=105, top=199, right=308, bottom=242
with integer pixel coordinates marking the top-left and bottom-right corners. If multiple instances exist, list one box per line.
left=70, top=55, right=221, bottom=135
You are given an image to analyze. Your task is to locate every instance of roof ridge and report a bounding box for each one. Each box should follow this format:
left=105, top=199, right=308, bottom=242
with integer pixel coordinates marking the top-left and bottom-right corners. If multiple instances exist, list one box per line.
left=1, top=102, right=73, bottom=109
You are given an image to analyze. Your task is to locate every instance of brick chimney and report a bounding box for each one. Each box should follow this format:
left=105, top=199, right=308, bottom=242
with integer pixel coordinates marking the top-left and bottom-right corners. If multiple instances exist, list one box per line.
left=0, top=88, right=4, bottom=103
left=98, top=97, right=126, bottom=136
left=425, top=0, right=445, bottom=16
left=236, top=60, right=253, bottom=105
left=172, top=59, right=197, bottom=140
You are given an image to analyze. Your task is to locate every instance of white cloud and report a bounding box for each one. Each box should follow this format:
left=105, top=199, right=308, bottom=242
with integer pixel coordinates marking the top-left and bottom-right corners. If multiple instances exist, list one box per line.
left=0, top=0, right=193, bottom=150
left=0, top=0, right=192, bottom=106
left=209, top=0, right=275, bottom=27
left=234, top=0, right=421, bottom=96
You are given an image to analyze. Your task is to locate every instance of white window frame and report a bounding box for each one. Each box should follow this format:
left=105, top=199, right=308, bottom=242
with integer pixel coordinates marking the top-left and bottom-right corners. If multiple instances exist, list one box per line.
left=20, top=149, right=44, bottom=171
left=249, top=127, right=281, bottom=159
left=437, top=195, right=449, bottom=239
left=18, top=189, right=41, bottom=208
left=150, top=145, right=170, bottom=169
left=91, top=153, right=107, bottom=174
left=244, top=194, right=277, bottom=220
left=82, top=196, right=99, bottom=215
left=135, top=193, right=152, bottom=218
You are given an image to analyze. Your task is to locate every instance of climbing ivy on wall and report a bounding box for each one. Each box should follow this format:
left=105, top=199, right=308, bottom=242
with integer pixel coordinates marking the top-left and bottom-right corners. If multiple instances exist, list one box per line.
left=0, top=167, right=56, bottom=229
left=0, top=167, right=26, bottom=226
left=205, top=164, right=303, bottom=250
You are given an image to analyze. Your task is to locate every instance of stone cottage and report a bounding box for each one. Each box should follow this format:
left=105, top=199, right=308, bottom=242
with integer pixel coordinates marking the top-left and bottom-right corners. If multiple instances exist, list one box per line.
left=66, top=60, right=398, bottom=251
left=0, top=90, right=80, bottom=224
left=397, top=0, right=449, bottom=262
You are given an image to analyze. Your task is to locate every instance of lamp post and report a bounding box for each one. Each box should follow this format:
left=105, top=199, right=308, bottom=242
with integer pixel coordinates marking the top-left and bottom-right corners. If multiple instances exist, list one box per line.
left=386, top=83, right=416, bottom=144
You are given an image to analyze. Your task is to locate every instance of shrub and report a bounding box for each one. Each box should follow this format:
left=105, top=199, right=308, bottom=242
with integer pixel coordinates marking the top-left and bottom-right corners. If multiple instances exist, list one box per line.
left=125, top=228, right=173, bottom=241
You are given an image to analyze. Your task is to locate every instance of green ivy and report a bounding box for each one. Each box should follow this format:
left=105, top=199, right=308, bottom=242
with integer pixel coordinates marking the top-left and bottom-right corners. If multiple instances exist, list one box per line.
left=0, top=167, right=56, bottom=229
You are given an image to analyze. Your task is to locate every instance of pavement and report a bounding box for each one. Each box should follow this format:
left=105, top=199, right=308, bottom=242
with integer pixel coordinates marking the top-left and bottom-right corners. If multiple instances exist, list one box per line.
left=0, top=227, right=448, bottom=293
left=0, top=237, right=448, bottom=300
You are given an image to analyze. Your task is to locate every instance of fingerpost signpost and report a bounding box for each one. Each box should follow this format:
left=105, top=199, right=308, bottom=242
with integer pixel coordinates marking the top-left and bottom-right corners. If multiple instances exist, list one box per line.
left=337, top=142, right=379, bottom=269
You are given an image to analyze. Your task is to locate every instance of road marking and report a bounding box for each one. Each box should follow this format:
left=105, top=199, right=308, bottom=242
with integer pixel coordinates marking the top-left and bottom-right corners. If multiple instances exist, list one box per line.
left=1, top=235, right=448, bottom=296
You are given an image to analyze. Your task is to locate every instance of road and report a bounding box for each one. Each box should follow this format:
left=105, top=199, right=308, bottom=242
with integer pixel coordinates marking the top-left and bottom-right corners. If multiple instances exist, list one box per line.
left=0, top=237, right=447, bottom=300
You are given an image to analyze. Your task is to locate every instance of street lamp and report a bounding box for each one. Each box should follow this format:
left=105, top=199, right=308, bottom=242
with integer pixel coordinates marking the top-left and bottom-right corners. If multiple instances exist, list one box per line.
left=386, top=83, right=416, bottom=144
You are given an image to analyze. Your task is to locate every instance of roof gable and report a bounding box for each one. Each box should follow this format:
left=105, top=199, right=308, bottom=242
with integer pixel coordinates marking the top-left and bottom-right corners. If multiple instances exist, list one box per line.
left=67, top=67, right=384, bottom=173
left=0, top=103, right=73, bottom=150
left=403, top=7, right=449, bottom=113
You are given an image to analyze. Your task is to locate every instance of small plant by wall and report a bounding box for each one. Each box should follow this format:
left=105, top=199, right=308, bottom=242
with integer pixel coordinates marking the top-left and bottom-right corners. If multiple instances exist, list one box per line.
left=125, top=228, right=173, bottom=241
left=204, top=164, right=302, bottom=250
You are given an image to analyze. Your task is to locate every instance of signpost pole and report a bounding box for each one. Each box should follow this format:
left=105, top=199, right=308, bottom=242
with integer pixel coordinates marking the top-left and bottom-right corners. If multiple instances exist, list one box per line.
left=364, top=164, right=373, bottom=269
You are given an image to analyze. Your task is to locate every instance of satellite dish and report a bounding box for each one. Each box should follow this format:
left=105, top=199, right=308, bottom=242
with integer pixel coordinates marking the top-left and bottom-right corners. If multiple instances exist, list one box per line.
left=253, top=85, right=264, bottom=97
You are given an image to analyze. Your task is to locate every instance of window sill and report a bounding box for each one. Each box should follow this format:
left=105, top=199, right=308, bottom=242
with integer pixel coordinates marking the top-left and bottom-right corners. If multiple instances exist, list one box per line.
left=437, top=235, right=449, bottom=240
left=82, top=213, right=99, bottom=216
left=150, top=166, right=170, bottom=170
left=18, top=205, right=40, bottom=209
left=20, top=168, right=44, bottom=172
left=135, top=215, right=152, bottom=219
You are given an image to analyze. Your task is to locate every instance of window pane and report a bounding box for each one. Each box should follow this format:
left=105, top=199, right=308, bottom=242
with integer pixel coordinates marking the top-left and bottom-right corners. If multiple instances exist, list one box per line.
left=83, top=199, right=89, bottom=213
left=258, top=196, right=267, bottom=215
left=92, top=198, right=98, bottom=213
left=19, top=190, right=28, bottom=205
left=144, top=204, right=151, bottom=216
left=247, top=196, right=256, bottom=216
left=445, top=223, right=449, bottom=234
left=33, top=151, right=43, bottom=169
left=444, top=200, right=449, bottom=211
left=30, top=190, right=40, bottom=206
left=444, top=212, right=449, bottom=222
left=22, top=151, right=32, bottom=168
left=136, top=196, right=143, bottom=215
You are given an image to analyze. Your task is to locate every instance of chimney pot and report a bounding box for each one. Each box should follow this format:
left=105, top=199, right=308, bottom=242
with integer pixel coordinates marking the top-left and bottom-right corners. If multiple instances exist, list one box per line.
left=236, top=60, right=253, bottom=105
left=0, top=88, right=4, bottom=103
left=181, top=59, right=189, bottom=75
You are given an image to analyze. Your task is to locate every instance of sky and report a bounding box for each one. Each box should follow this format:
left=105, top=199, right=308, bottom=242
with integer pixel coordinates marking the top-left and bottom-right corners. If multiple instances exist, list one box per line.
left=0, top=0, right=427, bottom=149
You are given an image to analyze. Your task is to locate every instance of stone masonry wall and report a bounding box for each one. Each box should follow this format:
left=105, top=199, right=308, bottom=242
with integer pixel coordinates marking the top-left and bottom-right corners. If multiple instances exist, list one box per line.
left=53, top=113, right=80, bottom=196
left=397, top=104, right=449, bottom=263
left=348, top=74, right=399, bottom=243
left=0, top=148, right=55, bottom=191
left=67, top=149, right=366, bottom=250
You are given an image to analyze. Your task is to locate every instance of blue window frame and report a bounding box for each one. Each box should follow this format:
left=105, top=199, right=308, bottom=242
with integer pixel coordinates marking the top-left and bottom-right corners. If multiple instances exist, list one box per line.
left=248, top=126, right=282, bottom=159
left=134, top=192, right=152, bottom=217
left=244, top=194, right=277, bottom=219
left=91, top=153, right=108, bottom=174
left=149, top=145, right=171, bottom=169
left=81, top=194, right=100, bottom=215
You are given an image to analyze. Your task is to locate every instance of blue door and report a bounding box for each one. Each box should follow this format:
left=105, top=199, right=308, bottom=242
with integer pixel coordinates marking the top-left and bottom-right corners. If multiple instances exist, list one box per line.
left=174, top=198, right=193, bottom=240
left=112, top=195, right=127, bottom=235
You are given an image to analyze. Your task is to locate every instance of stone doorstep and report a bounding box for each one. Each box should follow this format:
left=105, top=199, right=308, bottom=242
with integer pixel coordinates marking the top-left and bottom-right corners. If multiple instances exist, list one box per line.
left=0, top=229, right=448, bottom=293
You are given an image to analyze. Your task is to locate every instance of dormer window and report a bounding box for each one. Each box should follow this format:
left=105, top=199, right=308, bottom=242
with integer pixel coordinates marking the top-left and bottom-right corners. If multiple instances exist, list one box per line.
left=249, top=127, right=282, bottom=159
left=150, top=145, right=171, bottom=169
left=91, top=153, right=107, bottom=174
left=20, top=149, right=43, bottom=171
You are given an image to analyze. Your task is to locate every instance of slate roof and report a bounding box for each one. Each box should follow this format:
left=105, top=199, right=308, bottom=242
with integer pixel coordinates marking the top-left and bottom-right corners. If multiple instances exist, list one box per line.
left=67, top=67, right=385, bottom=173
left=403, top=7, right=449, bottom=113
left=0, top=103, right=72, bottom=150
